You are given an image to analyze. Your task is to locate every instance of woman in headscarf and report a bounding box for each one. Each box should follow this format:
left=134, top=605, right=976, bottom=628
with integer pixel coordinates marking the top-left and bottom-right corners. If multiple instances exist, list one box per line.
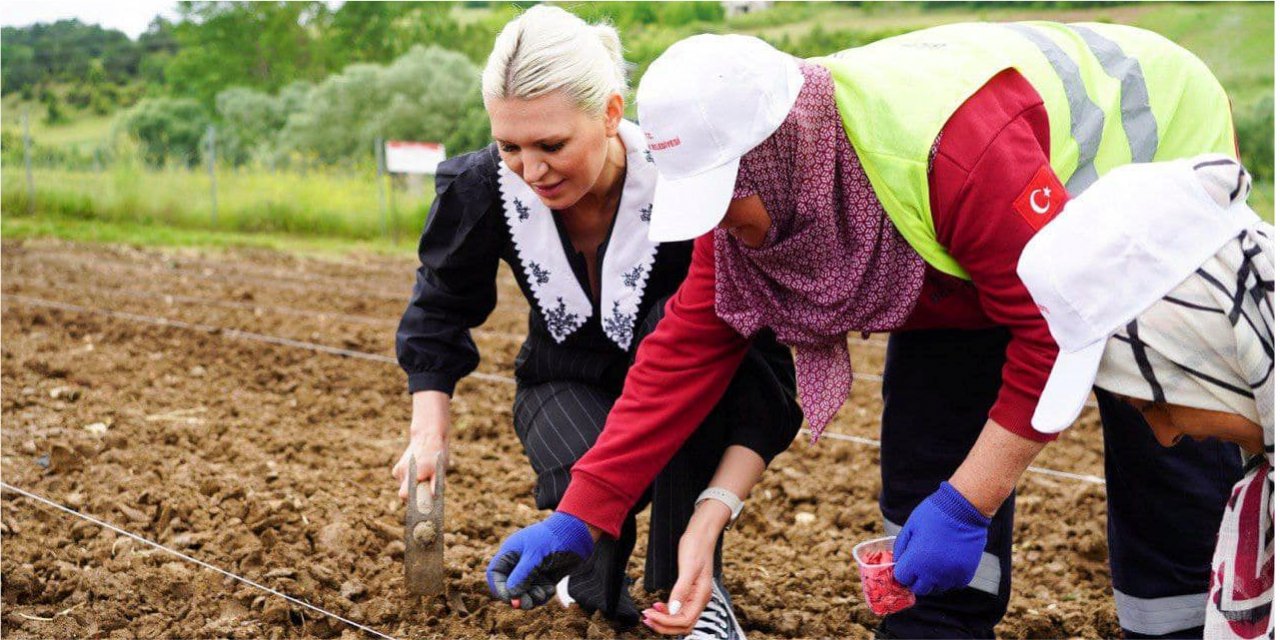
left=488, top=26, right=1249, bottom=638
left=395, top=7, right=800, bottom=633
left=1018, top=155, right=1272, bottom=640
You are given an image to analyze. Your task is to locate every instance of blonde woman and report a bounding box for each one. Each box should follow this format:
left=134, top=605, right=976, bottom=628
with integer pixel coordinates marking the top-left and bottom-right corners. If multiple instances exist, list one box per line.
left=393, top=7, right=800, bottom=634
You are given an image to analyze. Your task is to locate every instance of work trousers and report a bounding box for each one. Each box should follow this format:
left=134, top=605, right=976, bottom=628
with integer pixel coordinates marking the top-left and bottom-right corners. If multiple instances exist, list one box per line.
left=878, top=328, right=1242, bottom=638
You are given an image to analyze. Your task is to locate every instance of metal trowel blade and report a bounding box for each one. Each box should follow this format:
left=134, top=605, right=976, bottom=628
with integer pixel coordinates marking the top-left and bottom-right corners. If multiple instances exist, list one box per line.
left=404, top=451, right=446, bottom=597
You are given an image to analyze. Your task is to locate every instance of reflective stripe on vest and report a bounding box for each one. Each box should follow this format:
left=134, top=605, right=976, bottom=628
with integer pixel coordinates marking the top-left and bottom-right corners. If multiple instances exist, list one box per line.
left=817, top=22, right=1235, bottom=280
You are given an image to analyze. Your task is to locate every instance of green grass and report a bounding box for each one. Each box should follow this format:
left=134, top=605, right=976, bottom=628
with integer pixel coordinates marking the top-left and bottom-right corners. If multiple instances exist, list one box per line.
left=1, top=208, right=415, bottom=257
left=1, top=164, right=431, bottom=242
left=1250, top=180, right=1275, bottom=223
left=731, top=2, right=1273, bottom=101
left=1131, top=3, right=1274, bottom=106
left=2, top=94, right=122, bottom=154
left=730, top=2, right=1164, bottom=40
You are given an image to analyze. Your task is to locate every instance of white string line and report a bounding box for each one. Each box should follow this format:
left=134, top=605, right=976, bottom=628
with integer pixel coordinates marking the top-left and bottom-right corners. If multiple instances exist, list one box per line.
left=18, top=252, right=411, bottom=302
left=3, top=281, right=529, bottom=343
left=5, top=294, right=873, bottom=385
left=5, top=294, right=1104, bottom=485
left=16, top=251, right=895, bottom=351
left=4, top=294, right=517, bottom=385
left=7, top=270, right=888, bottom=354
left=0, top=483, right=403, bottom=640
left=21, top=247, right=412, bottom=295
left=22, top=249, right=537, bottom=317
left=801, top=428, right=1106, bottom=485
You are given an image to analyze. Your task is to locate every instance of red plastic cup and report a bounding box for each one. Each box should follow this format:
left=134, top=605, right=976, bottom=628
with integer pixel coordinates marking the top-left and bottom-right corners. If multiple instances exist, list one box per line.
left=853, top=536, right=916, bottom=616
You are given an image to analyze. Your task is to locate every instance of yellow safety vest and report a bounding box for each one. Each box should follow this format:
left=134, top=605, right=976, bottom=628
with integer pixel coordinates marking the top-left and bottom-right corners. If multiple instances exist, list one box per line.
left=815, top=21, right=1236, bottom=279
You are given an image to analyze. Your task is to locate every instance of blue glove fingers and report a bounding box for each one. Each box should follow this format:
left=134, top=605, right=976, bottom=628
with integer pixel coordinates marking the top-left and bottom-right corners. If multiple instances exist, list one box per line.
left=486, top=550, right=519, bottom=600
left=892, top=526, right=912, bottom=559
left=488, top=512, right=593, bottom=608
left=519, top=583, right=556, bottom=609
left=508, top=551, right=584, bottom=605
left=504, top=547, right=542, bottom=595
left=893, top=561, right=918, bottom=590
left=891, top=524, right=915, bottom=587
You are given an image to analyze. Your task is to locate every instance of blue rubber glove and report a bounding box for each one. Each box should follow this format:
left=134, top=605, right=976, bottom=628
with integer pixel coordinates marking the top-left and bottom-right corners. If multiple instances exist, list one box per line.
left=486, top=511, right=594, bottom=609
left=893, top=482, right=992, bottom=596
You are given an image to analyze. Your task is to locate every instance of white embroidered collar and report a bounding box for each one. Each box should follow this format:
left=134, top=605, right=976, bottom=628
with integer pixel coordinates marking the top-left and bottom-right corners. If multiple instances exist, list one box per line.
left=497, top=119, right=660, bottom=349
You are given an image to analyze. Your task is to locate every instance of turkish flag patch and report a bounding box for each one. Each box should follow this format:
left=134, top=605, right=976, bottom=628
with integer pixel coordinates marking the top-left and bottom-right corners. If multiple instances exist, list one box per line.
left=1013, top=165, right=1067, bottom=231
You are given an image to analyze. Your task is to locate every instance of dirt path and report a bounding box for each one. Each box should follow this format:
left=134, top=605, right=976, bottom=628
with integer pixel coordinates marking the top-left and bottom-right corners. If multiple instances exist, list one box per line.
left=1, top=239, right=1118, bottom=638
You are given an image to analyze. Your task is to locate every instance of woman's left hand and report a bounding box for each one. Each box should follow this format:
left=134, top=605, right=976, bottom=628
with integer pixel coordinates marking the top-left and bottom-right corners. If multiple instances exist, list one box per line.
left=642, top=503, right=727, bottom=634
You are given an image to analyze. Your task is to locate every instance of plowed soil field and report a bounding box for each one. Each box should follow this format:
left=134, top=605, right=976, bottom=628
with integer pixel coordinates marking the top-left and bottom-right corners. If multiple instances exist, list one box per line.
left=2, top=239, right=1118, bottom=639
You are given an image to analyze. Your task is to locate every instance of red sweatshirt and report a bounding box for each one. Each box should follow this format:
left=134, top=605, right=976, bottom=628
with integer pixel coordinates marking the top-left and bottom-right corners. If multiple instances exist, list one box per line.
left=561, top=69, right=1064, bottom=538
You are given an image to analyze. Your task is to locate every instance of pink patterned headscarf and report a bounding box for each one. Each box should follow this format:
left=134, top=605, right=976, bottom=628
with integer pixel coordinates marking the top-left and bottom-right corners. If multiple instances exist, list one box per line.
left=713, top=62, right=925, bottom=440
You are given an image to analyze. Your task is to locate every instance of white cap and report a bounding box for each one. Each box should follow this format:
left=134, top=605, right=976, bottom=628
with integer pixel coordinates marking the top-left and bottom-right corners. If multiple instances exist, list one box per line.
left=1018, top=154, right=1259, bottom=434
left=636, top=34, right=804, bottom=242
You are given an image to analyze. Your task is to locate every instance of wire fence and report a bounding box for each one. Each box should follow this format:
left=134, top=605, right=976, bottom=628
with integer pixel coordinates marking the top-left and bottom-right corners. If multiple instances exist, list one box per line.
left=2, top=112, right=434, bottom=244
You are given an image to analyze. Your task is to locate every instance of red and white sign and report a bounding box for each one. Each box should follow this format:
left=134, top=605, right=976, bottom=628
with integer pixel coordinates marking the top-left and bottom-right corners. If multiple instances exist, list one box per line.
left=385, top=141, right=446, bottom=174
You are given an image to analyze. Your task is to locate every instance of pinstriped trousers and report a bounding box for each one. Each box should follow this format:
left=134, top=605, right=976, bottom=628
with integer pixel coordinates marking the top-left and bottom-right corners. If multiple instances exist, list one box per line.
left=511, top=300, right=802, bottom=622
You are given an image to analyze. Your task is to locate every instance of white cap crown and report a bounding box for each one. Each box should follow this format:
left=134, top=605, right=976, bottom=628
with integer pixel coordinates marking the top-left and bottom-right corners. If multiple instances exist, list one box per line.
left=636, top=34, right=804, bottom=241
left=1019, top=154, right=1260, bottom=433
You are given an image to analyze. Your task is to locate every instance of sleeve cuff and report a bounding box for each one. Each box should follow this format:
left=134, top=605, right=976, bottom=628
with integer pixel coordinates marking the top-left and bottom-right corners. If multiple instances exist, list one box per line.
left=989, top=393, right=1057, bottom=443
left=407, top=372, right=458, bottom=396
left=556, top=472, right=635, bottom=539
left=937, top=482, right=992, bottom=527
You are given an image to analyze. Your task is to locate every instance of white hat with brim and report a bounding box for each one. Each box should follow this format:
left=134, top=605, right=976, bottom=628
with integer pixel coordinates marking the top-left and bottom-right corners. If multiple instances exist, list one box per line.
left=649, top=157, right=742, bottom=242
left=1033, top=340, right=1107, bottom=434
left=1019, top=154, right=1259, bottom=434
left=637, top=34, right=803, bottom=243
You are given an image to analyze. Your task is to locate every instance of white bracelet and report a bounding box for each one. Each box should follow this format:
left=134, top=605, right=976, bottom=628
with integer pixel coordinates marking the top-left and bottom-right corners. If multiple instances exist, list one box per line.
left=695, top=487, right=744, bottom=529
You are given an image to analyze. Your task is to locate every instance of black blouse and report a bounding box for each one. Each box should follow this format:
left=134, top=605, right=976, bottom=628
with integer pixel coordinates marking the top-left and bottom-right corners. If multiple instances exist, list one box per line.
left=395, top=144, right=694, bottom=395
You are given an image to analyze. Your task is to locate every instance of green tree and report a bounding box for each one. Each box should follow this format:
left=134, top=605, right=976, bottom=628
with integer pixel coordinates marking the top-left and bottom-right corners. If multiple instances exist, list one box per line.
left=138, top=17, right=179, bottom=86
left=165, top=2, right=331, bottom=107
left=1, top=19, right=142, bottom=95
left=321, top=2, right=417, bottom=66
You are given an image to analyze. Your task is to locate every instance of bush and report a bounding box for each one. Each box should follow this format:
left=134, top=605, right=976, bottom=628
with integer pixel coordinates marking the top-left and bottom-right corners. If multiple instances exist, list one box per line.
left=122, top=97, right=211, bottom=166
left=43, top=96, right=69, bottom=125
left=280, top=45, right=482, bottom=162
left=216, top=86, right=292, bottom=165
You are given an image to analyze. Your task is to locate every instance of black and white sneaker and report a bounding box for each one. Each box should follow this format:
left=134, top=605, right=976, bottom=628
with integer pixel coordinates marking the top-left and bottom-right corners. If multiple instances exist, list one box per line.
left=681, top=579, right=746, bottom=640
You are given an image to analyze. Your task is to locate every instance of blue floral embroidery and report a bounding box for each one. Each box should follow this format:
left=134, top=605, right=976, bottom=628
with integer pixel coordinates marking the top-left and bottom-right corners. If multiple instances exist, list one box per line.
left=639, top=203, right=653, bottom=223
left=623, top=265, right=645, bottom=289
left=602, top=300, right=633, bottom=348
left=543, top=297, right=582, bottom=340
left=643, top=149, right=655, bottom=164
left=514, top=198, right=531, bottom=221
left=529, top=262, right=550, bottom=285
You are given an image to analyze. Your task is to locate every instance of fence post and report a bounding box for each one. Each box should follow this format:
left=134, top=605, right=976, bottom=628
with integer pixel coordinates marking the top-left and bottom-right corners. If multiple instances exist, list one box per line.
left=206, top=124, right=218, bottom=226
left=388, top=171, right=397, bottom=243
left=22, top=109, right=34, bottom=213
left=376, top=137, right=387, bottom=239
